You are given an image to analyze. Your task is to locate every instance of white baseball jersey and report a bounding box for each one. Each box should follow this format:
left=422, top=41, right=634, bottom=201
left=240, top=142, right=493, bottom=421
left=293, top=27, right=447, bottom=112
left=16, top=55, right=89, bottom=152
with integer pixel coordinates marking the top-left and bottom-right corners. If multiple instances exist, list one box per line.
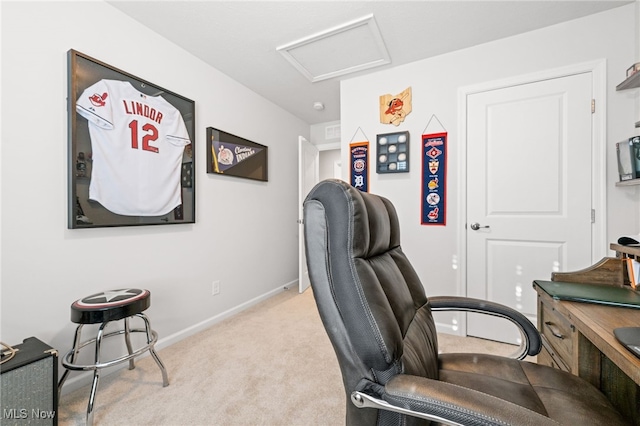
left=76, top=79, right=191, bottom=216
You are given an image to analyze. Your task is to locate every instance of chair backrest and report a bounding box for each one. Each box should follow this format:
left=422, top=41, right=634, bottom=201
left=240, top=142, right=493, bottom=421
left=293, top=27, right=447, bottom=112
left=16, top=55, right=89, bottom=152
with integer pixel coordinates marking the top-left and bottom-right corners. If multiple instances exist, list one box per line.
left=303, top=179, right=439, bottom=425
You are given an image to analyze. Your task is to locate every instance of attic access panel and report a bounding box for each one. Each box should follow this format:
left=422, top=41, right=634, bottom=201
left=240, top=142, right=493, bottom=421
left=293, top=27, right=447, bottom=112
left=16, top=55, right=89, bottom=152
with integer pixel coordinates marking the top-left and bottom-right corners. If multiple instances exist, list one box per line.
left=276, top=14, right=390, bottom=82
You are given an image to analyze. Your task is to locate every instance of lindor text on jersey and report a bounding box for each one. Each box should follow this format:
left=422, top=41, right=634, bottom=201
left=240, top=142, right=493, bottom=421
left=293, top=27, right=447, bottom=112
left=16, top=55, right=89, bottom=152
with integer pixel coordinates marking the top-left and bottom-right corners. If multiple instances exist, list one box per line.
left=122, top=100, right=164, bottom=124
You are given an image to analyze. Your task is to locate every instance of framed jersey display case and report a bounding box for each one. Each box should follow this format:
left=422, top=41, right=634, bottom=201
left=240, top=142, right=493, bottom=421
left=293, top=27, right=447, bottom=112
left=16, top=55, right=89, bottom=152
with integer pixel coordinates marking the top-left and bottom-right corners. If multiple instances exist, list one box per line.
left=67, top=49, right=196, bottom=228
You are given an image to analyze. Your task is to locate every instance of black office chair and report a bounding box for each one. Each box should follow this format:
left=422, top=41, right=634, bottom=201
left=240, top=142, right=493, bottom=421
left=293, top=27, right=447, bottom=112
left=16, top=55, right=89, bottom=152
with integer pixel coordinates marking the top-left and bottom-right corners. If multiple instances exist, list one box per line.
left=303, top=179, right=627, bottom=426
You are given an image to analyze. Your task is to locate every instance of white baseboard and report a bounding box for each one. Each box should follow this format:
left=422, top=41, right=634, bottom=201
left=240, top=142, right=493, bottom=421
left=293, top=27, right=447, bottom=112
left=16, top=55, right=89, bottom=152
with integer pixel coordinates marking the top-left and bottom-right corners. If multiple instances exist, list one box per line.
left=155, top=282, right=293, bottom=351
left=59, top=282, right=293, bottom=395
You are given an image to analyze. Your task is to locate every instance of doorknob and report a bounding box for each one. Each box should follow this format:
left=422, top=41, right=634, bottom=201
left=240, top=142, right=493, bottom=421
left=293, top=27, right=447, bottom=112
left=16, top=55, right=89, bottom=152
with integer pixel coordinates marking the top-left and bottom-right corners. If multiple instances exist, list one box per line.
left=470, top=222, right=490, bottom=230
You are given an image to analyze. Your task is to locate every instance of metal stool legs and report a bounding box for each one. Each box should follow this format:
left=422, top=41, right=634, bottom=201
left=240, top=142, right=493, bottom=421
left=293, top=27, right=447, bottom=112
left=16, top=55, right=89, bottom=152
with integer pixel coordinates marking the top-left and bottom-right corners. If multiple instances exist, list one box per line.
left=86, top=322, right=108, bottom=426
left=124, top=317, right=135, bottom=370
left=140, top=314, right=169, bottom=387
left=58, top=323, right=84, bottom=394
left=58, top=313, right=169, bottom=425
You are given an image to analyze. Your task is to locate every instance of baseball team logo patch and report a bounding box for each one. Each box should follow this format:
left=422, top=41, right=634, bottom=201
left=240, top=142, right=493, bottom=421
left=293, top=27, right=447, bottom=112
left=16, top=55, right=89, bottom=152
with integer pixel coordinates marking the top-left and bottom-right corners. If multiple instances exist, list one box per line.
left=89, top=92, right=108, bottom=107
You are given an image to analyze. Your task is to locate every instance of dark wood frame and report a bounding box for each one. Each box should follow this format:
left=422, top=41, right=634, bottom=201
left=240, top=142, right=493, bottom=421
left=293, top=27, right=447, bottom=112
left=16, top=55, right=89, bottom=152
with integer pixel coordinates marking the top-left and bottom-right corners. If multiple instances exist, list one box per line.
left=67, top=49, right=195, bottom=228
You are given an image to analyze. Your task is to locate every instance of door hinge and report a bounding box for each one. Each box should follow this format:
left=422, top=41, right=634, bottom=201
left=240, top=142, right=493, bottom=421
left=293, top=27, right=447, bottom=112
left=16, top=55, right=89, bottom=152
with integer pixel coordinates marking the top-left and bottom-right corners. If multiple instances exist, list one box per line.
left=591, top=99, right=595, bottom=114
left=591, top=209, right=595, bottom=223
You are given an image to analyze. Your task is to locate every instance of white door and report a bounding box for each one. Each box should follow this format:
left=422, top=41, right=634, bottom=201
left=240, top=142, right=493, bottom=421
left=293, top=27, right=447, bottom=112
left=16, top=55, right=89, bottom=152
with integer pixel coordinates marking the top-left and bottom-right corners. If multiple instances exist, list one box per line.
left=466, top=73, right=593, bottom=344
left=333, top=160, right=342, bottom=178
left=299, top=136, right=319, bottom=293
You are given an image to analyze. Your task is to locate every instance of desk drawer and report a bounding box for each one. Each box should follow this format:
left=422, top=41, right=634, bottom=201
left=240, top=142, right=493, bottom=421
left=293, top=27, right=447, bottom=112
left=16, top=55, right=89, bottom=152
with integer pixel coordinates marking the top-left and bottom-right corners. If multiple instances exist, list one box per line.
left=537, top=344, right=559, bottom=369
left=540, top=301, right=573, bottom=370
left=539, top=337, right=570, bottom=372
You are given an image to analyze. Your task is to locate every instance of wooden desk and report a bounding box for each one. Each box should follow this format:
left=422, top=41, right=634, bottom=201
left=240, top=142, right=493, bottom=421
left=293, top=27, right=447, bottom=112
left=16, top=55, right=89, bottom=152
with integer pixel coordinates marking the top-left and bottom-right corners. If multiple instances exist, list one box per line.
left=534, top=283, right=640, bottom=424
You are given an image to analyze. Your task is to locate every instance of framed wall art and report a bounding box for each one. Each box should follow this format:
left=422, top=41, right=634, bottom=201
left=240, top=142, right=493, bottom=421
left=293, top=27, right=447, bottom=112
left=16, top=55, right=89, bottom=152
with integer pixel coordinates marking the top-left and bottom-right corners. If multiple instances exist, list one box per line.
left=67, top=49, right=195, bottom=229
left=206, top=127, right=268, bottom=182
left=376, top=131, right=409, bottom=173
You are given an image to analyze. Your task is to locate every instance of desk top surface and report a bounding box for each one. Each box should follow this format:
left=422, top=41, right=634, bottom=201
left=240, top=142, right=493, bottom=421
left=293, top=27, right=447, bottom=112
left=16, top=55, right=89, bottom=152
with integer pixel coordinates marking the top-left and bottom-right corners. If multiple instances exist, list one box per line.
left=534, top=282, right=640, bottom=385
left=534, top=279, right=640, bottom=308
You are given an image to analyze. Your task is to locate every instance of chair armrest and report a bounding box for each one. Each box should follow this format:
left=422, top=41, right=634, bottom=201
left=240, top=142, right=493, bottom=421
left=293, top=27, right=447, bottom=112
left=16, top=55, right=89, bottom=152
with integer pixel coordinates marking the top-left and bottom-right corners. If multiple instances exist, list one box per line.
left=352, top=374, right=558, bottom=426
left=428, top=296, right=541, bottom=359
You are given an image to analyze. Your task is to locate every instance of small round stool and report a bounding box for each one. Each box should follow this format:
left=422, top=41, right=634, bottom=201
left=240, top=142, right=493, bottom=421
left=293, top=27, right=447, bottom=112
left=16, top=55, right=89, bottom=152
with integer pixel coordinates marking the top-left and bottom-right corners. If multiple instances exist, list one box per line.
left=58, top=289, right=169, bottom=425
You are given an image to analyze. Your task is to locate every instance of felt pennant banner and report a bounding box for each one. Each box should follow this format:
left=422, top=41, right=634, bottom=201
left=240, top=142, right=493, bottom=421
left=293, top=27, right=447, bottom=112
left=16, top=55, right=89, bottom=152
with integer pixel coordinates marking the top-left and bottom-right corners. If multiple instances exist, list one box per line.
left=421, top=132, right=447, bottom=225
left=350, top=141, right=369, bottom=192
left=211, top=140, right=263, bottom=173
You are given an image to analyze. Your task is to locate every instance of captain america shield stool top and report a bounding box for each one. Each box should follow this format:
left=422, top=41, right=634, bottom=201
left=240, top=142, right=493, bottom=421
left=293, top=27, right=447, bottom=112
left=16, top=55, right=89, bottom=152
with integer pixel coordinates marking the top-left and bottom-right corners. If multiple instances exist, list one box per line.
left=58, top=288, right=169, bottom=426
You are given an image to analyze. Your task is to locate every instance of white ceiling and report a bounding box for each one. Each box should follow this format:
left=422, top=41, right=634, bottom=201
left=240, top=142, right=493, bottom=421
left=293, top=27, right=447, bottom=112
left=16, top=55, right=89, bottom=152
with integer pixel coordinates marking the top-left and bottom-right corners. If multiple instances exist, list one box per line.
left=107, top=1, right=633, bottom=125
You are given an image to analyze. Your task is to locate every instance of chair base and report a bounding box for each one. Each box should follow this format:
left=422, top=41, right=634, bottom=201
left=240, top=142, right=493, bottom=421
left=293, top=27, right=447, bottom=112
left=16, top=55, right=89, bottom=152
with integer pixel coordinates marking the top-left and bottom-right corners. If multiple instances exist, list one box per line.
left=58, top=313, right=168, bottom=425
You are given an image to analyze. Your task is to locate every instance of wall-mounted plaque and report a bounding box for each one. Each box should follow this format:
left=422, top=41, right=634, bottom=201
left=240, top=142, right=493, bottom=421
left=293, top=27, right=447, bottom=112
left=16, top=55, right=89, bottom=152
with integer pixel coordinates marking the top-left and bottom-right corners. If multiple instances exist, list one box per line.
left=379, top=87, right=412, bottom=126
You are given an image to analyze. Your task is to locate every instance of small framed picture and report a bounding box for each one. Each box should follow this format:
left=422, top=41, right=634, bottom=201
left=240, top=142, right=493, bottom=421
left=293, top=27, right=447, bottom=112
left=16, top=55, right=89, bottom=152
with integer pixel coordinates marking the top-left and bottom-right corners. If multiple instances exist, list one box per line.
left=627, top=62, right=640, bottom=78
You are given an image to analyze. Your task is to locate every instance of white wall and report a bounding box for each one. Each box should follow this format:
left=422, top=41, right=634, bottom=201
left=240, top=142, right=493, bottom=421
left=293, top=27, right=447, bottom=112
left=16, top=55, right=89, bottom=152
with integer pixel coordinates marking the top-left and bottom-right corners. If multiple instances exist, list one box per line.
left=319, top=149, right=341, bottom=181
left=310, top=119, right=341, bottom=150
left=340, top=5, right=640, bottom=304
left=1, top=0, right=308, bottom=388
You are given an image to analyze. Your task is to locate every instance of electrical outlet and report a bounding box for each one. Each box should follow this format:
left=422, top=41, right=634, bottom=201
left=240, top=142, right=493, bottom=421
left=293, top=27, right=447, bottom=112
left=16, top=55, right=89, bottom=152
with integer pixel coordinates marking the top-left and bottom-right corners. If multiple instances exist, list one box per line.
left=212, top=280, right=221, bottom=295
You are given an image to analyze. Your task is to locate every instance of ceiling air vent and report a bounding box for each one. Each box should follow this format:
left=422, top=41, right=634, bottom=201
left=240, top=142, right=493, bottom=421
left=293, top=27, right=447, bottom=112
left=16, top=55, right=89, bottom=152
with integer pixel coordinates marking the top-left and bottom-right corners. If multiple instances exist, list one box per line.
left=325, top=124, right=341, bottom=140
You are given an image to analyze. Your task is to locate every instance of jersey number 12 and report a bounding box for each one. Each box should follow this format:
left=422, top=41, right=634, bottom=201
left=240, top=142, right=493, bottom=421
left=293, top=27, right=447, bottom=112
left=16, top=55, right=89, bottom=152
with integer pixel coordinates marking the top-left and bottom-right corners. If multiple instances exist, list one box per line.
left=129, top=120, right=159, bottom=153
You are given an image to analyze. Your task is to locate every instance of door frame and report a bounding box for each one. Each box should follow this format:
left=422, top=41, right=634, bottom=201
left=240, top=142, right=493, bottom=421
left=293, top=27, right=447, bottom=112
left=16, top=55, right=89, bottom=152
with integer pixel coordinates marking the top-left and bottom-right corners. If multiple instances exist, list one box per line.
left=298, top=136, right=319, bottom=293
left=456, top=60, right=607, bottom=336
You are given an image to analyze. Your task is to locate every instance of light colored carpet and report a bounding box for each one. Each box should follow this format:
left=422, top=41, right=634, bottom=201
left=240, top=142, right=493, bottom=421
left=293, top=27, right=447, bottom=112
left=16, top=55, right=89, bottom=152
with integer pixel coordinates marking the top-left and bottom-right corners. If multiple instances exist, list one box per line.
left=58, top=288, right=524, bottom=425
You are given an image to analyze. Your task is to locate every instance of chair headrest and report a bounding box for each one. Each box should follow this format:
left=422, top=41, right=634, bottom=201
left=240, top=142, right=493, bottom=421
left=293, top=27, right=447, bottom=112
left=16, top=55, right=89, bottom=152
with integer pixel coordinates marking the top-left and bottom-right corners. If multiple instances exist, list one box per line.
left=304, top=179, right=400, bottom=259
